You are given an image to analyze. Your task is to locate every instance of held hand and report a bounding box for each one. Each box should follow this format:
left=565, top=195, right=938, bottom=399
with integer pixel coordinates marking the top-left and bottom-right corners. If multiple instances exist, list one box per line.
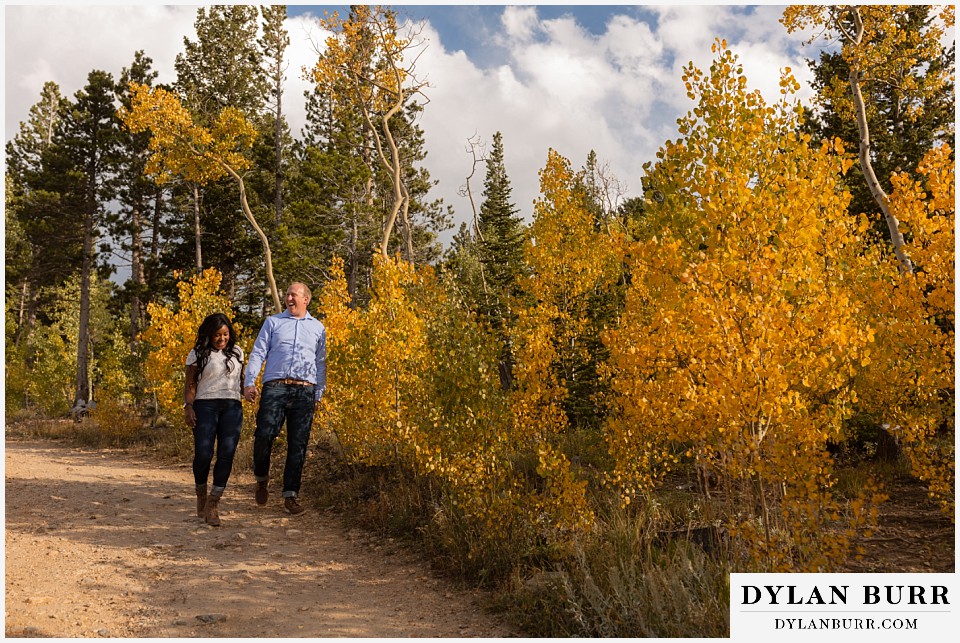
left=244, top=386, right=259, bottom=402
left=184, top=406, right=196, bottom=428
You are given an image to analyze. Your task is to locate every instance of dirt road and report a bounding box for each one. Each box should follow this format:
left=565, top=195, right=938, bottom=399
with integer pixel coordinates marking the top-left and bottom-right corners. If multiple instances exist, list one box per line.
left=4, top=439, right=515, bottom=638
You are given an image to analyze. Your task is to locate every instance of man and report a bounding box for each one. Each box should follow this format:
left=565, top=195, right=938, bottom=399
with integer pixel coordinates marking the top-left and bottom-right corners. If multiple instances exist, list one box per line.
left=244, top=282, right=326, bottom=515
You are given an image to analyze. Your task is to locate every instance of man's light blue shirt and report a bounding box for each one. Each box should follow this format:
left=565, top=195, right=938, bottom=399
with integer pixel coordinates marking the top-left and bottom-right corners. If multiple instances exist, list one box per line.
left=244, top=310, right=327, bottom=401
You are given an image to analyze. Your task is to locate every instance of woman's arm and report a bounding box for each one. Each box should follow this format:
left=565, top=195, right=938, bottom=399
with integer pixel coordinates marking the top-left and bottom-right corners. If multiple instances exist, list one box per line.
left=184, top=363, right=198, bottom=428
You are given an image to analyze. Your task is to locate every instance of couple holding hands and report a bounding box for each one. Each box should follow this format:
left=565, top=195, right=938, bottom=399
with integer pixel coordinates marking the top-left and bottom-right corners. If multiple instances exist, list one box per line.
left=183, top=282, right=326, bottom=526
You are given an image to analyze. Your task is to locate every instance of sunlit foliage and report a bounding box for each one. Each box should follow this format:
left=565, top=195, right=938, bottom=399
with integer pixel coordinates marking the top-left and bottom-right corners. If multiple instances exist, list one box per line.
left=140, top=268, right=245, bottom=421
left=603, top=43, right=883, bottom=570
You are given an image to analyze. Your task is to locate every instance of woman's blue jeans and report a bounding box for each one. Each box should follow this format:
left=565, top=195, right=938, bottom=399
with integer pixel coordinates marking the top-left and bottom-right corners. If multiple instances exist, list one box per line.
left=253, top=382, right=316, bottom=497
left=192, top=399, right=243, bottom=493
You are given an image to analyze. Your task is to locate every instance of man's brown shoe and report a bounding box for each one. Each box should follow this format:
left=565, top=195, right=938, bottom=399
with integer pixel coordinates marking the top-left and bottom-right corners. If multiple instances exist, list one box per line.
left=284, top=497, right=306, bottom=515
left=255, top=480, right=269, bottom=506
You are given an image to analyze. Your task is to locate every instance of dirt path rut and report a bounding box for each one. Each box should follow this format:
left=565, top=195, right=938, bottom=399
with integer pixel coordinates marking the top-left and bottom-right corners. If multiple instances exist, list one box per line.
left=4, top=439, right=514, bottom=637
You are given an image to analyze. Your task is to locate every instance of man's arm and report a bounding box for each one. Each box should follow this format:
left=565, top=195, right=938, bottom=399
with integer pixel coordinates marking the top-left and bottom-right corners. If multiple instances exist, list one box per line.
left=244, top=319, right=273, bottom=400
left=314, top=326, right=327, bottom=402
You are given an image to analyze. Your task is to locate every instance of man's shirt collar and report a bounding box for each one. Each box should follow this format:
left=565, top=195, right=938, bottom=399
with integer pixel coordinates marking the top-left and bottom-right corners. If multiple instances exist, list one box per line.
left=279, top=309, right=314, bottom=320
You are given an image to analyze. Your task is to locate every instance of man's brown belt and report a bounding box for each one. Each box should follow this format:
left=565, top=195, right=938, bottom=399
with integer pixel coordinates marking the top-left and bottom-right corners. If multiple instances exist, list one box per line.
left=265, top=378, right=314, bottom=386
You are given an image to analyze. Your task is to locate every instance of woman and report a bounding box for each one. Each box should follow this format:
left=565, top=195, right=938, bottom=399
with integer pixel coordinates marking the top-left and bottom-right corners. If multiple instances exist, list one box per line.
left=184, top=313, right=244, bottom=526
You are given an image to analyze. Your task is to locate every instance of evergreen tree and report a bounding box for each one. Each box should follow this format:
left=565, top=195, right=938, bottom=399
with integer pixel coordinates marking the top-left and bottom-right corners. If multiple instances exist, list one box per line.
left=803, top=5, right=955, bottom=232
left=470, top=131, right=525, bottom=388
left=5, top=176, right=33, bottom=341
left=54, top=70, right=120, bottom=410
left=4, top=81, right=75, bottom=342
left=112, top=50, right=174, bottom=345
left=471, top=132, right=525, bottom=325
left=172, top=5, right=268, bottom=312
left=174, top=5, right=266, bottom=121
left=6, top=81, right=65, bottom=185
left=257, top=4, right=291, bottom=227
left=286, top=77, right=372, bottom=304
left=477, top=131, right=524, bottom=306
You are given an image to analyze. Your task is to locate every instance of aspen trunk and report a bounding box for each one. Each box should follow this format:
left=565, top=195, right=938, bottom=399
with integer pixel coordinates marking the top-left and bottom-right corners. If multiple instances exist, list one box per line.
left=151, top=186, right=163, bottom=262
left=848, top=8, right=913, bottom=274
left=192, top=182, right=202, bottom=272
left=130, top=203, right=144, bottom=348
left=221, top=163, right=282, bottom=313
left=377, top=108, right=404, bottom=260
left=348, top=213, right=358, bottom=305
left=399, top=182, right=414, bottom=265
left=274, top=86, right=283, bottom=226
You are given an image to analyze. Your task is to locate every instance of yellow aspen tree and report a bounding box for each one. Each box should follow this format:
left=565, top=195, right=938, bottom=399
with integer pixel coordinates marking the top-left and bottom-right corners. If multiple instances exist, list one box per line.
left=326, top=255, right=430, bottom=467
left=782, top=5, right=955, bottom=274
left=141, top=268, right=241, bottom=421
left=508, top=149, right=627, bottom=538
left=118, top=84, right=282, bottom=312
left=604, top=43, right=879, bottom=570
left=314, top=257, right=358, bottom=439
left=514, top=150, right=627, bottom=443
left=312, top=6, right=429, bottom=262
left=320, top=251, right=562, bottom=561
left=853, top=145, right=955, bottom=515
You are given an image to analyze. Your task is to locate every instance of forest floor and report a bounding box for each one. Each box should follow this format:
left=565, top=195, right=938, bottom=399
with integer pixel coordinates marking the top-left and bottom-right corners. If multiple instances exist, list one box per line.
left=4, top=427, right=954, bottom=638
left=4, top=436, right=517, bottom=638
left=838, top=471, right=954, bottom=574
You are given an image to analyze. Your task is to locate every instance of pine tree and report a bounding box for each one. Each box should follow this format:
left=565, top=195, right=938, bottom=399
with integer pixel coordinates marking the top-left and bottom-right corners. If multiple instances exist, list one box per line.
left=257, top=5, right=290, bottom=227
left=4, top=81, right=74, bottom=342
left=112, top=51, right=171, bottom=346
left=801, top=6, right=955, bottom=233
left=477, top=131, right=524, bottom=313
left=55, top=70, right=120, bottom=411
left=173, top=5, right=267, bottom=306
left=174, top=5, right=265, bottom=122
left=287, top=72, right=374, bottom=305
left=6, top=81, right=65, bottom=185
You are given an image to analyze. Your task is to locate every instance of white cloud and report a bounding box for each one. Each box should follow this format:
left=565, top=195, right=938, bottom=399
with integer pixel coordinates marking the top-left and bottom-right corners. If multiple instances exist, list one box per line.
left=650, top=5, right=816, bottom=114
left=5, top=5, right=197, bottom=134
left=3, top=6, right=329, bottom=141
left=4, top=4, right=817, bottom=249
left=279, top=14, right=329, bottom=139
left=416, top=9, right=673, bottom=233
left=499, top=6, right=540, bottom=44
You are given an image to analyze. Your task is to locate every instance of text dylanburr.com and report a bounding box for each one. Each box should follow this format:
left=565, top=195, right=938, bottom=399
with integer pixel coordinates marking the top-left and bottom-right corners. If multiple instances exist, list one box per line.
left=730, top=573, right=957, bottom=641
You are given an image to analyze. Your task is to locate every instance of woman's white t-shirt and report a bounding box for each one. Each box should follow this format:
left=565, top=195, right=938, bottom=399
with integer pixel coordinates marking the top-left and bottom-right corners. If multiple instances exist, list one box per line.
left=186, top=347, right=245, bottom=401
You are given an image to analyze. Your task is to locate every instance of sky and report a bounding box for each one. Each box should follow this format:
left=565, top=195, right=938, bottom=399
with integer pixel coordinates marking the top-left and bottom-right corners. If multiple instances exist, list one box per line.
left=4, top=3, right=832, bottom=247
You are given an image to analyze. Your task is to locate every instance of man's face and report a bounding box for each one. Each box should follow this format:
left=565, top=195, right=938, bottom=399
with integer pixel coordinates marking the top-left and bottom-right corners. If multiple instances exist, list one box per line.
left=286, top=284, right=309, bottom=317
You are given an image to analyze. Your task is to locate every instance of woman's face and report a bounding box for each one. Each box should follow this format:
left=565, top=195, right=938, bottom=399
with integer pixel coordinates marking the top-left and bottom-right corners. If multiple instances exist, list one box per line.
left=211, top=325, right=230, bottom=351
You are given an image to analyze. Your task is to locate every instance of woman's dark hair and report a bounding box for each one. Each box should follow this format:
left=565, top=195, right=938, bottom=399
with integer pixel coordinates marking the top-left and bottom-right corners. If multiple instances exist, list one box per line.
left=193, top=313, right=241, bottom=376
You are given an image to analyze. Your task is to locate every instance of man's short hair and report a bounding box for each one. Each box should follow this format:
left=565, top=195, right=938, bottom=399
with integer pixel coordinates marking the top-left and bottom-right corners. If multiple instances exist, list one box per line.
left=289, top=282, right=312, bottom=299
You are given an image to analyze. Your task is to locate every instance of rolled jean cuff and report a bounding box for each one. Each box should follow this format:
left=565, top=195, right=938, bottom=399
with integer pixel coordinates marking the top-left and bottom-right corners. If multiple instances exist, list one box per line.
left=211, top=484, right=225, bottom=495
left=256, top=475, right=269, bottom=483
left=282, top=491, right=297, bottom=498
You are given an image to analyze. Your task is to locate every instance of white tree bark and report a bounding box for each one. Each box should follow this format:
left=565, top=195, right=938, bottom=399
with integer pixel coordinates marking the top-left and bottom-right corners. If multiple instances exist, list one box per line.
left=845, top=7, right=914, bottom=273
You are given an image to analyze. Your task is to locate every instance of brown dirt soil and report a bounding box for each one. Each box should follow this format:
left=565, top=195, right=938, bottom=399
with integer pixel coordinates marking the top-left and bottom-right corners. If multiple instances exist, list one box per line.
left=4, top=438, right=516, bottom=638
left=840, top=472, right=954, bottom=574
